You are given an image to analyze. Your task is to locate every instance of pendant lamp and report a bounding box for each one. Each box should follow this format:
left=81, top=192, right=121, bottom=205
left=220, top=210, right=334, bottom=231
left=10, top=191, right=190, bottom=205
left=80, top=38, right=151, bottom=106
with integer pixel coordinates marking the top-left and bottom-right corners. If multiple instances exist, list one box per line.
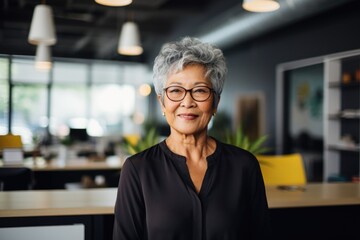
left=242, top=0, right=280, bottom=12
left=35, top=44, right=52, bottom=70
left=28, top=4, right=57, bottom=45
left=118, top=21, right=143, bottom=56
left=95, top=0, right=132, bottom=7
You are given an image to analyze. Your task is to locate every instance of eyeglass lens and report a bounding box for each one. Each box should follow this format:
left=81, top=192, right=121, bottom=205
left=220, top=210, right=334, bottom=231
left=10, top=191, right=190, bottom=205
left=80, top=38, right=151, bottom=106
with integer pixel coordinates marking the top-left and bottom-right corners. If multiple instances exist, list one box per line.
left=165, top=86, right=212, bottom=102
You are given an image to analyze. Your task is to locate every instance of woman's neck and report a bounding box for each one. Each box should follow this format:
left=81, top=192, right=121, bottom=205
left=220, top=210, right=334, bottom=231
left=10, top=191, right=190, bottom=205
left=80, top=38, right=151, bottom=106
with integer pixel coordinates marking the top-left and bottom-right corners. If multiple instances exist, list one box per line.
left=165, top=131, right=216, bottom=161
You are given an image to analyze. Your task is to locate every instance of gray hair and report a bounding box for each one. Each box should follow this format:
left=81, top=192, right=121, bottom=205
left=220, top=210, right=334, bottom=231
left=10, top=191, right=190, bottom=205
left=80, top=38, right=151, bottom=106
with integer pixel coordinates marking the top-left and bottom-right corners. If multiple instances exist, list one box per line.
left=153, top=37, right=227, bottom=101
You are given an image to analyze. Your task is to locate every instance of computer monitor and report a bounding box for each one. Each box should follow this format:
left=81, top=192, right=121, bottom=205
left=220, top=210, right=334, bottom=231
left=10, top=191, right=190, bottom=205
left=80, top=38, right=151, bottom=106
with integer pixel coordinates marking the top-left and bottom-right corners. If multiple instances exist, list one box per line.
left=69, top=128, right=89, bottom=142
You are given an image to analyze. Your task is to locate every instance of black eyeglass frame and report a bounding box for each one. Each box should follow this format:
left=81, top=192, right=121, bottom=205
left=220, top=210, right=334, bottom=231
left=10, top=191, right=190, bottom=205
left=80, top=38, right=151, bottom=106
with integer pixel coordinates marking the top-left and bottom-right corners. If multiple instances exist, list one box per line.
left=163, top=86, right=215, bottom=102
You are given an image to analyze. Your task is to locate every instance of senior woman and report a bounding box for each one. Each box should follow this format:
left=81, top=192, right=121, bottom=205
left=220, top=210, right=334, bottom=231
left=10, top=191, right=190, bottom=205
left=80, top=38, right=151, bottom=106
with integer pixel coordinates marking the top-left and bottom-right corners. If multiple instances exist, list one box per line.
left=113, top=37, right=271, bottom=240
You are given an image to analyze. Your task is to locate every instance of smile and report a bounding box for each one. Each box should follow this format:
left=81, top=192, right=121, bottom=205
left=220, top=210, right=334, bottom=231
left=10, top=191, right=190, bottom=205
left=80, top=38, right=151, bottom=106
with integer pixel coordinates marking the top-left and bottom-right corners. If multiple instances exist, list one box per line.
left=178, top=114, right=198, bottom=120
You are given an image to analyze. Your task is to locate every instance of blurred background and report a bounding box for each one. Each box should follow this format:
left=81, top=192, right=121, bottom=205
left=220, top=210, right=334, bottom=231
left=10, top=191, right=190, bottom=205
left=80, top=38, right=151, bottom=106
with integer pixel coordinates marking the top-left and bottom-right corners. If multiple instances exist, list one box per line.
left=1, top=0, right=360, bottom=183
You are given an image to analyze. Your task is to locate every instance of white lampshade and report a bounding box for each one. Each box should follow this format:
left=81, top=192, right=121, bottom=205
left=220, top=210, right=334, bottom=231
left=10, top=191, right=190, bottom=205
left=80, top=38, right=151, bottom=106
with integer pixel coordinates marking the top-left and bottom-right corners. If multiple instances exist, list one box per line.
left=95, top=0, right=132, bottom=7
left=242, top=0, right=280, bottom=12
left=28, top=4, right=57, bottom=46
left=35, top=44, right=52, bottom=70
left=118, top=21, right=143, bottom=56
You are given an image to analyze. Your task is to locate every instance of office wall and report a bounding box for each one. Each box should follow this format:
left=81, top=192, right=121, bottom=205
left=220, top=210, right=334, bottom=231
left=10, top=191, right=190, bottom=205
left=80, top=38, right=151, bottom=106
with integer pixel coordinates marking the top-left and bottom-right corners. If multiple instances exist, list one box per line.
left=220, top=2, right=360, bottom=150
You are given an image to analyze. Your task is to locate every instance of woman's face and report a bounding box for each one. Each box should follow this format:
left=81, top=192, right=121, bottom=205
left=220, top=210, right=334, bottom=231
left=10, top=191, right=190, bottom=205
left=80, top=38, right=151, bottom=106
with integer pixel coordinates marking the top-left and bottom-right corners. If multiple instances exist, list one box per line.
left=158, top=64, right=218, bottom=136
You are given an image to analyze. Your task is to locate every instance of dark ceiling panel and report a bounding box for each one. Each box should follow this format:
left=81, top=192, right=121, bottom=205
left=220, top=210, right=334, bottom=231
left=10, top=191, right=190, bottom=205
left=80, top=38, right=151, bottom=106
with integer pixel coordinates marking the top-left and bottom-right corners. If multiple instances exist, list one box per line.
left=0, top=0, right=216, bottom=62
left=0, top=0, right=358, bottom=63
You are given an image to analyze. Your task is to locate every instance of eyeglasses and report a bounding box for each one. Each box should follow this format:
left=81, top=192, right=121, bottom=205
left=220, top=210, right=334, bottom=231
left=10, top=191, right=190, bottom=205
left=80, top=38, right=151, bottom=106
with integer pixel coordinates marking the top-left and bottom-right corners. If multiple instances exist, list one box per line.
left=164, top=86, right=214, bottom=102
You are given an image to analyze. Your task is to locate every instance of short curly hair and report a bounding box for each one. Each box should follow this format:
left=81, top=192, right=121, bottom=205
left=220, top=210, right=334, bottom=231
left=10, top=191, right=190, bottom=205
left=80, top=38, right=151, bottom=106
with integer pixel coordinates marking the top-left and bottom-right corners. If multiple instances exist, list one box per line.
left=153, top=37, right=227, bottom=103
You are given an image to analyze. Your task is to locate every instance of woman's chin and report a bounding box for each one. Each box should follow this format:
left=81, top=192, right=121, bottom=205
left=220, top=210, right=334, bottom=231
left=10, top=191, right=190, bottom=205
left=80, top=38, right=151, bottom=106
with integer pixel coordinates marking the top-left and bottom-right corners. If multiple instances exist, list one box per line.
left=172, top=126, right=207, bottom=136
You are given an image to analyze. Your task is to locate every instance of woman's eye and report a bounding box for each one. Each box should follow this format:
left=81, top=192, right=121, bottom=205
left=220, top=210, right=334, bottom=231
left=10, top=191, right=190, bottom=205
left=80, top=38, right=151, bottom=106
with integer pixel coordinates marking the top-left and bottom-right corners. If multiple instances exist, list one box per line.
left=169, top=88, right=182, bottom=93
left=194, top=88, right=207, bottom=93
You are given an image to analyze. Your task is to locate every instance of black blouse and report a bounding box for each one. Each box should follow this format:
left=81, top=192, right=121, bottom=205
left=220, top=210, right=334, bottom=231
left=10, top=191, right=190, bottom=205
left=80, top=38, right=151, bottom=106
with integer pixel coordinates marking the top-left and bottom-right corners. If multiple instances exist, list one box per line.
left=113, top=139, right=271, bottom=240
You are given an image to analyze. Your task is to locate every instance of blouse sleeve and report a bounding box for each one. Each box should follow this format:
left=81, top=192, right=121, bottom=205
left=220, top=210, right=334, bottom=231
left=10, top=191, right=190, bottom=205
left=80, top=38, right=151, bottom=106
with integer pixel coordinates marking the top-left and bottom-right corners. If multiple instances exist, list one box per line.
left=249, top=157, right=272, bottom=239
left=113, top=159, right=145, bottom=240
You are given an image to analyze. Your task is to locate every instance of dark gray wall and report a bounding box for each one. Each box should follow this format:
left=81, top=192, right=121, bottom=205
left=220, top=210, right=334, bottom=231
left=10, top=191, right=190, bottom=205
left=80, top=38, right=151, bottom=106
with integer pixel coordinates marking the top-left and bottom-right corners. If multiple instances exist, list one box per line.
left=220, top=1, right=360, bottom=150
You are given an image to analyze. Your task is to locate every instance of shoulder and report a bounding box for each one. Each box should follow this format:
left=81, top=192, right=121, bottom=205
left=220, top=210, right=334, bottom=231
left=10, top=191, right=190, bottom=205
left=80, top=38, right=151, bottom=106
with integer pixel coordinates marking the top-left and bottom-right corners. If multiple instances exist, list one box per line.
left=123, top=142, right=163, bottom=170
left=216, top=140, right=259, bottom=168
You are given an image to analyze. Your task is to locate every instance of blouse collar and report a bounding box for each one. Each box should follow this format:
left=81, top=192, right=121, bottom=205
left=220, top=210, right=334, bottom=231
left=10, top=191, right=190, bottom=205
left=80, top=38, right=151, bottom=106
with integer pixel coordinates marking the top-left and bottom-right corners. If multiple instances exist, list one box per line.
left=159, top=137, right=222, bottom=166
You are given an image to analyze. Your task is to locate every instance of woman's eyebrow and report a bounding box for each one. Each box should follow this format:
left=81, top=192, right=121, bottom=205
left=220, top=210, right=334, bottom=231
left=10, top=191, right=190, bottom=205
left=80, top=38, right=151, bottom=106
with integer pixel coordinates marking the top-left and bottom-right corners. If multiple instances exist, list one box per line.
left=193, top=82, right=211, bottom=86
left=167, top=82, right=183, bottom=86
left=167, top=81, right=211, bottom=87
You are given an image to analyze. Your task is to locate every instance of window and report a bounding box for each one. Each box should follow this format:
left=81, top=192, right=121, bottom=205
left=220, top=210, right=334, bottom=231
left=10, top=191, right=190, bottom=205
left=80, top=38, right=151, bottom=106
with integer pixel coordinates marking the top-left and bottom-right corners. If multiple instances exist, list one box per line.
left=12, top=84, right=48, bottom=146
left=90, top=84, right=135, bottom=136
left=10, top=58, right=49, bottom=147
left=11, top=58, right=49, bottom=84
left=1, top=55, right=152, bottom=149
left=50, top=62, right=88, bottom=137
left=0, top=57, right=9, bottom=134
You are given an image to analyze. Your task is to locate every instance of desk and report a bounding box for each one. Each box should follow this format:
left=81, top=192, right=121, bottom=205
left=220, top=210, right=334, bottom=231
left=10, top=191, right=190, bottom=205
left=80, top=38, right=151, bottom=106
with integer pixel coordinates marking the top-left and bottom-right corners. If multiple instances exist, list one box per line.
left=0, top=183, right=359, bottom=240
left=266, top=183, right=360, bottom=240
left=1, top=156, right=124, bottom=189
left=266, top=182, right=360, bottom=208
left=0, top=183, right=359, bottom=217
left=1, top=155, right=124, bottom=171
left=22, top=156, right=123, bottom=171
left=0, top=188, right=116, bottom=217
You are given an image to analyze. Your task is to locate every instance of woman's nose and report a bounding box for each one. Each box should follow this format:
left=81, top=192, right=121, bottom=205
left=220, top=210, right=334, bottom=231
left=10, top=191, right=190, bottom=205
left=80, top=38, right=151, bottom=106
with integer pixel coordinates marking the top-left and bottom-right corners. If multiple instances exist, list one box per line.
left=181, top=91, right=196, bottom=107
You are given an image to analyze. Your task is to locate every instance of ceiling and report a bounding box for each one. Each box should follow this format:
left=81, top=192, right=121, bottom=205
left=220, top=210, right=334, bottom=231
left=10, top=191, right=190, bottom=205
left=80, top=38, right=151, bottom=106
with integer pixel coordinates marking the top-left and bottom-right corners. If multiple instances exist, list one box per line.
left=0, top=0, right=358, bottom=63
left=1, top=0, right=224, bottom=62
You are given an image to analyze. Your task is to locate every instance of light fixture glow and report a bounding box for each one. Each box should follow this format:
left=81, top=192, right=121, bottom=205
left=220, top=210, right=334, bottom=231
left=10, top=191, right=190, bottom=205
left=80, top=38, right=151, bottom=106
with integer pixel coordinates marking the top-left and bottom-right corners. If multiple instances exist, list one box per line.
left=95, top=0, right=132, bottom=7
left=138, top=84, right=151, bottom=96
left=118, top=21, right=143, bottom=56
left=133, top=112, right=145, bottom=125
left=242, top=0, right=280, bottom=12
left=35, top=44, right=52, bottom=70
left=35, top=61, right=52, bottom=70
left=28, top=4, right=57, bottom=45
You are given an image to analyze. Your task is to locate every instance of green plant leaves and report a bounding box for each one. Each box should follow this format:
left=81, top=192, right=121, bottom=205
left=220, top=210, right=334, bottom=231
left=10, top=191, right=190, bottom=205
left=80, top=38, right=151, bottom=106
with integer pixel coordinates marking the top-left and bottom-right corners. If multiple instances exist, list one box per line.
left=223, top=127, right=270, bottom=155
left=123, top=125, right=270, bottom=157
left=123, top=127, right=160, bottom=155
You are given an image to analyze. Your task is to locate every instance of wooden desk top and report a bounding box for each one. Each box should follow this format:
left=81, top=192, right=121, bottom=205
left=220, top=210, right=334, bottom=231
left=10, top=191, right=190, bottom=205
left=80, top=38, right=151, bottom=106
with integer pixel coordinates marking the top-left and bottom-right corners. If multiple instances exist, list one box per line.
left=0, top=188, right=117, bottom=217
left=0, top=156, right=124, bottom=171
left=266, top=182, right=360, bottom=208
left=0, top=183, right=359, bottom=218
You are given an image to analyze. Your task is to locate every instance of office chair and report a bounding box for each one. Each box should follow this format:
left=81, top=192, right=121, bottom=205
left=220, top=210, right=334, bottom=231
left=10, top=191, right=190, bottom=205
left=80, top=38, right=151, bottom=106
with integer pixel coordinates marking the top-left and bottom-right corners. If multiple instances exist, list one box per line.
left=0, top=134, right=23, bottom=149
left=0, top=167, right=34, bottom=191
left=257, top=153, right=307, bottom=186
left=0, top=134, right=24, bottom=165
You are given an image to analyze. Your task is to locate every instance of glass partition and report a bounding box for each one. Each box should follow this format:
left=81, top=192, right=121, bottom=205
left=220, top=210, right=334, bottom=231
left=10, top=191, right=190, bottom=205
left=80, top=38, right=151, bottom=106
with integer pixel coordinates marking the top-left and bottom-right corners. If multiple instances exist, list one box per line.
left=0, top=57, right=9, bottom=134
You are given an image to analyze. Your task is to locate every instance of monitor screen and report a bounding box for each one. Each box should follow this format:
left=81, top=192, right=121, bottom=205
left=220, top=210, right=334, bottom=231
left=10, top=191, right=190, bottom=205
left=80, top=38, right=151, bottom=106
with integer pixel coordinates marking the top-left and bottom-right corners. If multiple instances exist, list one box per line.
left=69, top=128, right=89, bottom=142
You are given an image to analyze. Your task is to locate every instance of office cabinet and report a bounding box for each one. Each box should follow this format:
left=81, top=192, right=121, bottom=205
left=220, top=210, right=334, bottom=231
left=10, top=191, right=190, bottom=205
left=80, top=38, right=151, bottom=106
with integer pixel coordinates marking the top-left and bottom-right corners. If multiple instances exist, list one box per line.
left=324, top=50, right=360, bottom=181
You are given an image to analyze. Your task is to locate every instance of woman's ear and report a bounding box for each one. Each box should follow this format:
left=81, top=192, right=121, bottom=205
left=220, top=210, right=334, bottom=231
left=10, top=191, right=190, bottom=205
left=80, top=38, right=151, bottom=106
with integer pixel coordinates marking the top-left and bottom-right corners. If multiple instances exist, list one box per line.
left=213, top=95, right=220, bottom=113
left=157, top=95, right=166, bottom=112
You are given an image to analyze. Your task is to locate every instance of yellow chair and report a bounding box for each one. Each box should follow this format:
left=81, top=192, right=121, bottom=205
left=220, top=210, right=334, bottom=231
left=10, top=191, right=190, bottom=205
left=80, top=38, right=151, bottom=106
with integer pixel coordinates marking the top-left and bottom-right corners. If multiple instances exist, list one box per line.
left=0, top=134, right=23, bottom=150
left=123, top=134, right=140, bottom=146
left=257, top=153, right=307, bottom=186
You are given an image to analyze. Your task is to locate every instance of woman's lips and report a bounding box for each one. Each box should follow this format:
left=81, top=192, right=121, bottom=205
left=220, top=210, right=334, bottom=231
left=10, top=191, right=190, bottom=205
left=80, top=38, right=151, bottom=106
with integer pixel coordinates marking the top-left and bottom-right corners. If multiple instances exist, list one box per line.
left=178, top=113, right=198, bottom=120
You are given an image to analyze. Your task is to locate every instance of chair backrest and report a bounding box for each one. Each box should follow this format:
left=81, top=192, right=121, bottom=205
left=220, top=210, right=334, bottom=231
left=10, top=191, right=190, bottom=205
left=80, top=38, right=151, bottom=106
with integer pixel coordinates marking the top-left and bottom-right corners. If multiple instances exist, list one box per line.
left=0, top=134, right=24, bottom=165
left=257, top=153, right=307, bottom=186
left=0, top=167, right=34, bottom=191
left=0, top=134, right=23, bottom=150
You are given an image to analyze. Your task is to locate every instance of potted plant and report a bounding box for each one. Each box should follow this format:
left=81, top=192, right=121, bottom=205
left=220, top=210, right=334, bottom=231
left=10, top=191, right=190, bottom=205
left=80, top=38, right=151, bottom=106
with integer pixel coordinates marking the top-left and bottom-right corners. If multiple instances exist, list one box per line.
left=122, top=127, right=160, bottom=155
left=223, top=127, right=271, bottom=156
